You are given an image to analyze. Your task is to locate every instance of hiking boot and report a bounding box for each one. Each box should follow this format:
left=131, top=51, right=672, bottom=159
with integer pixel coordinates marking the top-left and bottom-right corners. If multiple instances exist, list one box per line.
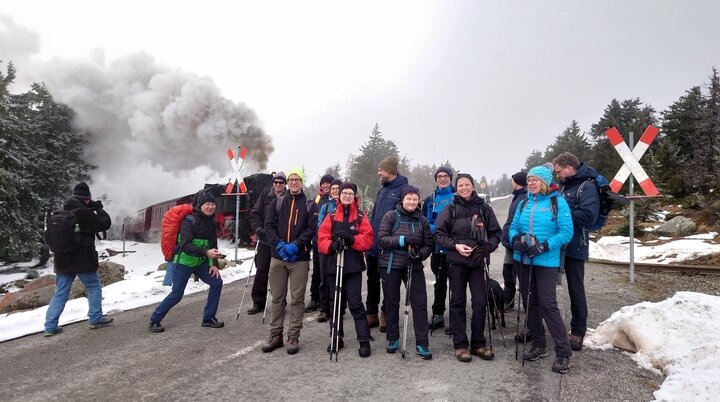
left=386, top=339, right=399, bottom=353
left=304, top=300, right=320, bottom=313
left=201, top=318, right=225, bottom=328
left=88, top=316, right=114, bottom=329
left=316, top=312, right=328, bottom=323
left=379, top=311, right=387, bottom=333
left=149, top=321, right=165, bottom=333
left=327, top=337, right=344, bottom=353
left=523, top=346, right=549, bottom=361
left=515, top=327, right=530, bottom=343
left=552, top=356, right=571, bottom=374
left=247, top=305, right=263, bottom=315
left=44, top=327, right=63, bottom=337
left=570, top=334, right=584, bottom=351
left=367, top=314, right=379, bottom=328
left=416, top=344, right=433, bottom=360
left=455, top=348, right=472, bottom=363
left=261, top=334, right=284, bottom=353
left=286, top=337, right=300, bottom=355
left=359, top=341, right=372, bottom=358
left=470, top=346, right=495, bottom=361
left=428, top=315, right=445, bottom=330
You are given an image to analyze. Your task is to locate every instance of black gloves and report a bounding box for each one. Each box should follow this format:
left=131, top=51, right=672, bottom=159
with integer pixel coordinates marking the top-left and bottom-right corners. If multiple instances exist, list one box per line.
left=89, top=200, right=104, bottom=210
left=512, top=235, right=528, bottom=253
left=408, top=247, right=423, bottom=261
left=255, top=227, right=266, bottom=241
left=332, top=232, right=355, bottom=246
left=525, top=241, right=548, bottom=258
left=404, top=233, right=423, bottom=247
left=474, top=242, right=492, bottom=255
left=329, top=240, right=343, bottom=253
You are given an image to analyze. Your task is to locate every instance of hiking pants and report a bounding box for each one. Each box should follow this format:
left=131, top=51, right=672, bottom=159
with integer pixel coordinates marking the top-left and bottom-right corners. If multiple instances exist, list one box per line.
left=365, top=255, right=385, bottom=315
left=564, top=256, right=588, bottom=337
left=327, top=271, right=371, bottom=342
left=430, top=252, right=449, bottom=316
left=381, top=267, right=429, bottom=347
left=502, top=248, right=516, bottom=305
left=268, top=257, right=309, bottom=338
left=448, top=263, right=487, bottom=349
left=309, top=245, right=321, bottom=303
left=151, top=261, right=223, bottom=323
left=250, top=243, right=272, bottom=308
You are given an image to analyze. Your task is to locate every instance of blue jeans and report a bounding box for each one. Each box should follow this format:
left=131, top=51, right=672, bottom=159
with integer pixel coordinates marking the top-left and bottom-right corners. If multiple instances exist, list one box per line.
left=45, top=271, right=103, bottom=332
left=162, top=262, right=176, bottom=286
left=150, top=261, right=223, bottom=323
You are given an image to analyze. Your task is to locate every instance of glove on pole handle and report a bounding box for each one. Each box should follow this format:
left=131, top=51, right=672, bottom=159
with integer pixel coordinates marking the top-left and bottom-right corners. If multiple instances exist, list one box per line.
left=237, top=241, right=260, bottom=320
left=401, top=246, right=413, bottom=359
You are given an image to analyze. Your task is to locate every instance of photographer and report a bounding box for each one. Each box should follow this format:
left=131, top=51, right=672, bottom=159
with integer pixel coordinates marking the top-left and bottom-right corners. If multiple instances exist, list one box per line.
left=44, top=182, right=113, bottom=336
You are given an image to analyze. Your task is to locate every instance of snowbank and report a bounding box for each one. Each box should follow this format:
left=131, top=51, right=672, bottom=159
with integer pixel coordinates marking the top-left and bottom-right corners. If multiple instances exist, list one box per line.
left=590, top=233, right=720, bottom=264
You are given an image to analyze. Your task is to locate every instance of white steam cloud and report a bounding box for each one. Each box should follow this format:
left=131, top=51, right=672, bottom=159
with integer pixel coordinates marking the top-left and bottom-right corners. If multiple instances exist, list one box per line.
left=1, top=15, right=273, bottom=220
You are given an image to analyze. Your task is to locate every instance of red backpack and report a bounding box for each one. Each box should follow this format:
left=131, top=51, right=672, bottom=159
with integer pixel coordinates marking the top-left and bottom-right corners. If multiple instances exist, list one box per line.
left=160, top=204, right=194, bottom=261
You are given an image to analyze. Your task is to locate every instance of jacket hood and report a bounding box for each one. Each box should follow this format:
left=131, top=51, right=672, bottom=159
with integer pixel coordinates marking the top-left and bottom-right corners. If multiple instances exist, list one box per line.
left=436, top=185, right=455, bottom=195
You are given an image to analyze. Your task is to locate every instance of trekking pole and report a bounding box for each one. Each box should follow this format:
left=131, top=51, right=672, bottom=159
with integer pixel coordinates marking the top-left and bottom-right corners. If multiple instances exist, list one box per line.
left=514, top=257, right=523, bottom=360
left=237, top=241, right=260, bottom=319
left=401, top=247, right=414, bottom=359
left=521, top=234, right=536, bottom=367
left=482, top=254, right=494, bottom=353
left=262, top=284, right=271, bottom=324
left=484, top=256, right=505, bottom=348
left=330, top=245, right=345, bottom=361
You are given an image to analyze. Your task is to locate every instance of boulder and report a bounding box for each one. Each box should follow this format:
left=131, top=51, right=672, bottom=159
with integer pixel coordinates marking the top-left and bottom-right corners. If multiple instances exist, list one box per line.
left=653, top=216, right=697, bottom=237
left=0, top=275, right=57, bottom=314
left=71, top=261, right=126, bottom=298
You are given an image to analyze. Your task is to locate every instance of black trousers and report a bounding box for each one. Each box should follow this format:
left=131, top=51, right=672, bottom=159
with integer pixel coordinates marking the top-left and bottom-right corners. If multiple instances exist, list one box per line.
left=250, top=243, right=272, bottom=308
left=318, top=253, right=329, bottom=315
left=448, top=263, right=487, bottom=349
left=365, top=255, right=385, bottom=315
left=517, top=261, right=572, bottom=357
left=564, top=257, right=588, bottom=337
left=309, top=246, right=321, bottom=302
left=381, top=267, right=429, bottom=347
left=430, top=253, right=450, bottom=316
left=327, top=271, right=371, bottom=342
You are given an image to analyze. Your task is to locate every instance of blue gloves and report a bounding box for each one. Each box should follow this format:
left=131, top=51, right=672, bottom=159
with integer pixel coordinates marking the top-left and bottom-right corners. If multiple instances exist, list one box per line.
left=284, top=242, right=299, bottom=263
left=525, top=241, right=548, bottom=258
left=276, top=241, right=288, bottom=260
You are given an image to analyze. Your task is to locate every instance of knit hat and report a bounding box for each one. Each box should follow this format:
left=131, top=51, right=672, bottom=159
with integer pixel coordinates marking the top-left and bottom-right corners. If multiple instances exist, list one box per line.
left=339, top=182, right=357, bottom=195
left=320, top=174, right=334, bottom=185
left=455, top=173, right=475, bottom=188
left=527, top=163, right=553, bottom=187
left=72, top=182, right=92, bottom=199
left=401, top=185, right=420, bottom=200
left=273, top=171, right=286, bottom=183
left=330, top=179, right=343, bottom=187
left=286, top=167, right=305, bottom=183
left=197, top=192, right=217, bottom=206
left=378, top=156, right=399, bottom=175
left=511, top=171, right=527, bottom=187
left=434, top=166, right=453, bottom=181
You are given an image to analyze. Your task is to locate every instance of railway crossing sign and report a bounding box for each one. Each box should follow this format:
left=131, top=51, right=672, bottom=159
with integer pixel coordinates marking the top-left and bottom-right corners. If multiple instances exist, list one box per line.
left=605, top=126, right=660, bottom=196
left=226, top=146, right=248, bottom=193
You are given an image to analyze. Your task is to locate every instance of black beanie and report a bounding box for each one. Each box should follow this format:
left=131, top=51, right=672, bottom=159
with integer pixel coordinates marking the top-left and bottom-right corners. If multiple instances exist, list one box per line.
left=401, top=185, right=420, bottom=200
left=73, top=182, right=92, bottom=199
left=330, top=179, right=343, bottom=187
left=455, top=173, right=475, bottom=188
left=512, top=171, right=527, bottom=187
left=339, top=182, right=357, bottom=195
left=320, top=174, right=334, bottom=185
left=197, top=193, right=217, bottom=206
left=434, top=166, right=453, bottom=181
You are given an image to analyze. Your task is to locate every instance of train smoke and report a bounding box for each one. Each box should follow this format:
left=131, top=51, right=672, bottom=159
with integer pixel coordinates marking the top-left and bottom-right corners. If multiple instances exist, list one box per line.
left=1, top=15, right=273, bottom=218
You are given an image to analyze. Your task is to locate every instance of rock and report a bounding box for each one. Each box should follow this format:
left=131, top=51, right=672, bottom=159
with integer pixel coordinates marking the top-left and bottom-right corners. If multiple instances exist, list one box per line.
left=25, top=270, right=40, bottom=280
left=72, top=261, right=126, bottom=298
left=0, top=275, right=57, bottom=314
left=158, top=262, right=167, bottom=271
left=653, top=216, right=697, bottom=237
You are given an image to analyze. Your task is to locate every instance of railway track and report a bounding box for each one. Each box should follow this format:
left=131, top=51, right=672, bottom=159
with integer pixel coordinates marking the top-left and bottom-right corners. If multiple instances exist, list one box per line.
left=589, top=258, right=720, bottom=275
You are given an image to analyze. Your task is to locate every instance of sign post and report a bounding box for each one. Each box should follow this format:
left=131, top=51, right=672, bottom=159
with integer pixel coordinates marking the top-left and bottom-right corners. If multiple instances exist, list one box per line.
left=227, top=146, right=248, bottom=261
left=606, top=126, right=660, bottom=283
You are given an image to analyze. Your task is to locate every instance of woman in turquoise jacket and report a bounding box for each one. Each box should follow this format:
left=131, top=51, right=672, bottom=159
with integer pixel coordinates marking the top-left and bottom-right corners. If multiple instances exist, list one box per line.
left=508, top=163, right=573, bottom=374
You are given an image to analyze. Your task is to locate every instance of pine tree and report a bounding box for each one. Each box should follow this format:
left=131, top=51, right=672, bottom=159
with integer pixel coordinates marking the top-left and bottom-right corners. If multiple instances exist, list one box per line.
left=348, top=123, right=399, bottom=201
left=524, top=149, right=544, bottom=170
left=693, top=68, right=720, bottom=194
left=543, top=120, right=591, bottom=162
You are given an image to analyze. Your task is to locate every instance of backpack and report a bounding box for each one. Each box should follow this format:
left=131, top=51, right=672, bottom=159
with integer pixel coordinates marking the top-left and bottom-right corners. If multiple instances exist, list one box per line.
left=46, top=209, right=82, bottom=254
left=160, top=204, right=195, bottom=261
left=577, top=175, right=627, bottom=232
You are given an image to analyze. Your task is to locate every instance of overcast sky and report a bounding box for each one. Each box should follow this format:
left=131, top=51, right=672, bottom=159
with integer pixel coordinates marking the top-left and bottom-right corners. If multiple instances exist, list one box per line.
left=2, top=1, right=720, bottom=207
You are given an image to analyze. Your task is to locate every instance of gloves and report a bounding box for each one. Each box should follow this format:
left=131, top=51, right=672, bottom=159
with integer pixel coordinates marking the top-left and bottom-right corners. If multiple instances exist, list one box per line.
left=474, top=242, right=492, bottom=255
left=329, top=240, right=343, bottom=253
left=525, top=241, right=548, bottom=258
left=335, top=232, right=354, bottom=246
left=276, top=241, right=288, bottom=260
left=283, top=242, right=299, bottom=262
left=90, top=200, right=104, bottom=210
left=408, top=247, right=423, bottom=261
left=512, top=235, right=528, bottom=253
left=255, top=227, right=266, bottom=241
left=404, top=233, right=423, bottom=247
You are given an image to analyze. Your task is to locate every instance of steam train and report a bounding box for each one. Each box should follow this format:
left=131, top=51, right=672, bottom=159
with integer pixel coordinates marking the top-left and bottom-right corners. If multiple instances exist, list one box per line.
left=123, top=173, right=273, bottom=245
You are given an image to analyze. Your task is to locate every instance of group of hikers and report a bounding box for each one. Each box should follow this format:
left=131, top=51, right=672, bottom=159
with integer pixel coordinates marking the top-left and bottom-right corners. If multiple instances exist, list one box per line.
left=44, top=151, right=603, bottom=375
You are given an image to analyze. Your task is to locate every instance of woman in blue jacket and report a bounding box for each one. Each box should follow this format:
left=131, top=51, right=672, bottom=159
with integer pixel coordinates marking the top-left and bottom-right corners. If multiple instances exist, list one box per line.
left=509, top=163, right=573, bottom=374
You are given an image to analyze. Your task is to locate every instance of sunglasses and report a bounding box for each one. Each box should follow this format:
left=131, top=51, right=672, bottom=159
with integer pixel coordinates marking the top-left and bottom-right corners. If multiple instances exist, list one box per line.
left=273, top=181, right=285, bottom=185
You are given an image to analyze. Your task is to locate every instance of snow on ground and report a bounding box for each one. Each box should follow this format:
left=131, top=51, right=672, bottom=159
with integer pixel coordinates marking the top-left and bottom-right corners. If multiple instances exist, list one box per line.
left=586, top=292, right=720, bottom=402
left=0, top=239, right=255, bottom=342
left=590, top=233, right=720, bottom=264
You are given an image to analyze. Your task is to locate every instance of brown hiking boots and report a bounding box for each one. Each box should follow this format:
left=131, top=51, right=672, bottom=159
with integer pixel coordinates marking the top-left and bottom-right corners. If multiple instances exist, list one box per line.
left=367, top=314, right=379, bottom=328
left=455, top=348, right=472, bottom=363
left=379, top=311, right=387, bottom=333
left=316, top=312, right=328, bottom=323
left=261, top=334, right=284, bottom=353
left=470, top=346, right=495, bottom=360
left=570, top=334, right=584, bottom=351
left=286, top=337, right=300, bottom=355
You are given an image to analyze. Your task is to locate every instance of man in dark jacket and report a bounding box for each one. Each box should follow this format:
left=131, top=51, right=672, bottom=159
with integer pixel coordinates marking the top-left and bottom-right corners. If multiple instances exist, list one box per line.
left=261, top=168, right=318, bottom=355
left=149, top=193, right=225, bottom=333
left=247, top=171, right=287, bottom=315
left=306, top=174, right=334, bottom=313
left=553, top=152, right=601, bottom=352
left=366, top=156, right=408, bottom=331
left=500, top=171, right=527, bottom=310
left=44, top=182, right=113, bottom=336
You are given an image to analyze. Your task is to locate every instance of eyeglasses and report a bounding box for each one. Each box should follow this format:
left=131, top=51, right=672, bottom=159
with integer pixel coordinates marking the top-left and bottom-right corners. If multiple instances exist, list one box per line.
left=527, top=178, right=541, bottom=184
left=554, top=166, right=565, bottom=175
left=273, top=181, right=285, bottom=185
left=287, top=178, right=301, bottom=183
left=436, top=174, right=450, bottom=180
left=340, top=192, right=355, bottom=197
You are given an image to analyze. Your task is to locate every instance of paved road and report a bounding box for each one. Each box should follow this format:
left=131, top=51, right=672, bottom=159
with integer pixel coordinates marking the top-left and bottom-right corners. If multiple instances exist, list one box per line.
left=0, top=196, right=662, bottom=401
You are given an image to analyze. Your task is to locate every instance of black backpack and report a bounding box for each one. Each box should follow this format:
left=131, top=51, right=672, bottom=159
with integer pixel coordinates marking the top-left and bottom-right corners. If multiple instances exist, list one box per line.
left=46, top=209, right=82, bottom=254
left=576, top=175, right=628, bottom=232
